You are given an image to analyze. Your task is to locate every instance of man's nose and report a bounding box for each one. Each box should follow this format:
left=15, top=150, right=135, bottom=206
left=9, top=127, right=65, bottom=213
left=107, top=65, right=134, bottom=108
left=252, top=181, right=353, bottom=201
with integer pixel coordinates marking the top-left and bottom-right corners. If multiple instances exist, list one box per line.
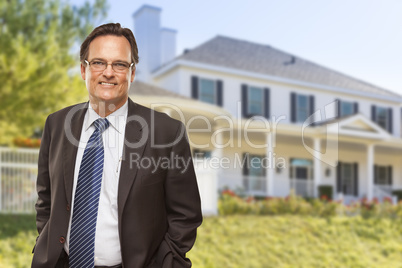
left=103, top=64, right=114, bottom=77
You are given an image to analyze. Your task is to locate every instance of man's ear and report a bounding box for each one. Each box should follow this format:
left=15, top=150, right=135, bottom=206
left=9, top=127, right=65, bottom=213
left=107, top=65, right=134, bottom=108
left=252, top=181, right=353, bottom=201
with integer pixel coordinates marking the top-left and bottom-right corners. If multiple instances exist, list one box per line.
left=131, top=67, right=136, bottom=83
left=81, top=63, right=86, bottom=80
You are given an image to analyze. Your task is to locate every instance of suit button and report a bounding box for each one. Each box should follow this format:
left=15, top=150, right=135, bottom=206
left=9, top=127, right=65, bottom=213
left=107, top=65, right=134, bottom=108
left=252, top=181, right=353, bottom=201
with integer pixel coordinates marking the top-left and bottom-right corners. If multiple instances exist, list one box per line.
left=59, top=236, right=65, bottom=244
left=66, top=204, right=70, bottom=211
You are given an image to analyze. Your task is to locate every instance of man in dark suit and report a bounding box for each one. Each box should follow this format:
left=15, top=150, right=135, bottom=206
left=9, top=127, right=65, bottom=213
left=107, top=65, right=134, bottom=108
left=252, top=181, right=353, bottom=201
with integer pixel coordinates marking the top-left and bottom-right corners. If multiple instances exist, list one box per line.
left=32, top=23, right=202, bottom=268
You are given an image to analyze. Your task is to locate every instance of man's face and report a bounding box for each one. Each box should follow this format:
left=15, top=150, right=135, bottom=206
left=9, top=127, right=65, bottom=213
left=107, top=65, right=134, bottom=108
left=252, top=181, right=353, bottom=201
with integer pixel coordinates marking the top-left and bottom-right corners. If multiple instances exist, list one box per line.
left=81, top=35, right=135, bottom=113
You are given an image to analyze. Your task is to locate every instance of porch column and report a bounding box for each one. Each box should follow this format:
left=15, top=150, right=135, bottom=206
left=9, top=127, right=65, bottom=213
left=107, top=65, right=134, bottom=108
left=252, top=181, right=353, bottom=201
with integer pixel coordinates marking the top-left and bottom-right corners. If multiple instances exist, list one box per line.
left=212, top=129, right=224, bottom=160
left=313, top=138, right=321, bottom=198
left=211, top=129, right=224, bottom=212
left=266, top=132, right=274, bottom=196
left=367, top=144, right=374, bottom=201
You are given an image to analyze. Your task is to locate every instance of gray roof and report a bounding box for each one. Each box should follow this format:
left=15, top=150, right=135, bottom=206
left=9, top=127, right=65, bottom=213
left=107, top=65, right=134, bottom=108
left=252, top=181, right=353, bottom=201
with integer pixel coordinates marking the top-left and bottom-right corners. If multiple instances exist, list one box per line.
left=129, top=81, right=189, bottom=99
left=177, top=36, right=400, bottom=98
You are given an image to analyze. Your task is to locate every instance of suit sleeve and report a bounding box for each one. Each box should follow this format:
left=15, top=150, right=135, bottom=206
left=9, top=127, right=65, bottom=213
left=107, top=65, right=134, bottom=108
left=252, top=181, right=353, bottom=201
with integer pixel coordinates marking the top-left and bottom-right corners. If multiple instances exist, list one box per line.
left=35, top=115, right=52, bottom=234
left=161, top=121, right=203, bottom=267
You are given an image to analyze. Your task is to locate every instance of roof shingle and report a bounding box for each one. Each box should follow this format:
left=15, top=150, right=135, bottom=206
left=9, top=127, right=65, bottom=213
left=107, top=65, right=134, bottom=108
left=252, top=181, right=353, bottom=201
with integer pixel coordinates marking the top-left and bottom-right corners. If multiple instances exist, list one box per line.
left=177, top=36, right=400, bottom=98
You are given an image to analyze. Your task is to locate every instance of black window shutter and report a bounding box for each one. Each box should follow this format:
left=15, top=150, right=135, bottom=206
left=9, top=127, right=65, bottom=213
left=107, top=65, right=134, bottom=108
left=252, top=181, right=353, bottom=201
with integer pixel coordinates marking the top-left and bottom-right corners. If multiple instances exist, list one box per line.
left=291, top=92, right=296, bottom=123
left=336, top=162, right=342, bottom=193
left=217, top=80, right=223, bottom=107
left=374, top=165, right=378, bottom=184
left=191, top=76, right=198, bottom=99
left=309, top=95, right=315, bottom=125
left=388, top=108, right=393, bottom=134
left=388, top=166, right=393, bottom=185
left=242, top=153, right=249, bottom=176
left=354, top=102, right=359, bottom=114
left=241, top=84, right=248, bottom=118
left=371, top=105, right=376, bottom=121
left=309, top=95, right=315, bottom=116
left=353, top=163, right=358, bottom=197
left=264, top=88, right=270, bottom=119
left=335, top=99, right=340, bottom=118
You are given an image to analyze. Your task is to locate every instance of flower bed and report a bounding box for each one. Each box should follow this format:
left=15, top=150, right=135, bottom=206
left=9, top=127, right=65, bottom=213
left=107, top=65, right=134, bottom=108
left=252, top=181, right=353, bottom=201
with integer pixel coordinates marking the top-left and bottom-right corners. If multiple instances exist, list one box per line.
left=218, top=190, right=402, bottom=219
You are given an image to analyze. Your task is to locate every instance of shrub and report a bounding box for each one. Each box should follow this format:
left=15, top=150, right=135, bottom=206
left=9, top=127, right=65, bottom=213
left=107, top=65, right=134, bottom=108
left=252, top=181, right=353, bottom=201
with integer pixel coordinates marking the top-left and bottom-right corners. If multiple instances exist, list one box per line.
left=218, top=191, right=402, bottom=219
left=318, top=185, right=333, bottom=200
left=392, top=190, right=402, bottom=202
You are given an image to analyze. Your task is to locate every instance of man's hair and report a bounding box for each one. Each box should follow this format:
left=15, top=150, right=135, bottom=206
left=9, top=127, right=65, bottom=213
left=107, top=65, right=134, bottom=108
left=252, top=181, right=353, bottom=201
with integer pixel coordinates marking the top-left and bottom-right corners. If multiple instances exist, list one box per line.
left=80, top=23, right=139, bottom=65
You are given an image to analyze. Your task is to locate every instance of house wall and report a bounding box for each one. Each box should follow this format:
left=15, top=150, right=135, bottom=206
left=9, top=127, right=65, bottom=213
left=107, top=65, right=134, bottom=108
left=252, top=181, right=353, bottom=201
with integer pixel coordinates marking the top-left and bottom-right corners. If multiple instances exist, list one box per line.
left=154, top=65, right=402, bottom=137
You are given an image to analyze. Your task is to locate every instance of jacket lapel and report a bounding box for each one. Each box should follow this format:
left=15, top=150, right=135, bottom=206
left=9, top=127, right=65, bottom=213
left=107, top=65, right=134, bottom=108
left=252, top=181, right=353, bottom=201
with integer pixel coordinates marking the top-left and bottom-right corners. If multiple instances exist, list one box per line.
left=117, top=98, right=148, bottom=220
left=63, top=102, right=88, bottom=206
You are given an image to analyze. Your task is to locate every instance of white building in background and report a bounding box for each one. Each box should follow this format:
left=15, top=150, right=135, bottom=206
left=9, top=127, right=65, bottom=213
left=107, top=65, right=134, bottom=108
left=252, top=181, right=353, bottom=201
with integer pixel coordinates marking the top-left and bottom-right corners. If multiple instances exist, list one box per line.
left=130, top=5, right=402, bottom=214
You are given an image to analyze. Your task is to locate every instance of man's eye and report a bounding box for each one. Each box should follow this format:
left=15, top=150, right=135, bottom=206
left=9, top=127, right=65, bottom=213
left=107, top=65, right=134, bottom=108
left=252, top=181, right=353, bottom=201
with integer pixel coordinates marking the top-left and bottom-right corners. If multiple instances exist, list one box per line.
left=92, top=61, right=105, bottom=66
left=114, top=63, right=127, bottom=68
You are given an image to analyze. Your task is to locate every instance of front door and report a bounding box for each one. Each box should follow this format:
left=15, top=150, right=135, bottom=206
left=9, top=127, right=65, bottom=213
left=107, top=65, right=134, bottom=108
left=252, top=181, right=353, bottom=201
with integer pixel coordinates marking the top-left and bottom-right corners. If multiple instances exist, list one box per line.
left=337, top=162, right=358, bottom=197
left=290, top=158, right=313, bottom=197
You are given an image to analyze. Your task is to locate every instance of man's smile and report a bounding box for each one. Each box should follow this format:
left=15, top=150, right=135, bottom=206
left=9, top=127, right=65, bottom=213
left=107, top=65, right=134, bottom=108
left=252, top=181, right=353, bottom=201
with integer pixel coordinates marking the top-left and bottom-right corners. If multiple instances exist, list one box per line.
left=99, top=82, right=117, bottom=86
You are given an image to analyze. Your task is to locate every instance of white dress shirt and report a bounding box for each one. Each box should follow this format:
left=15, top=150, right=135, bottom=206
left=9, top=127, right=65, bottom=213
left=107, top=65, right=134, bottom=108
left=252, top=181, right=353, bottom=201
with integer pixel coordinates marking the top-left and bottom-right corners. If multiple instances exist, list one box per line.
left=65, top=101, right=128, bottom=266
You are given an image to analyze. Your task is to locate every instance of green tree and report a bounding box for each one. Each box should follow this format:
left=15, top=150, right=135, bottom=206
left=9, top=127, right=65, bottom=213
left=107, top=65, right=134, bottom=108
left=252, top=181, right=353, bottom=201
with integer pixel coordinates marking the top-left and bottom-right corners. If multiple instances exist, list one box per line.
left=0, top=0, right=108, bottom=145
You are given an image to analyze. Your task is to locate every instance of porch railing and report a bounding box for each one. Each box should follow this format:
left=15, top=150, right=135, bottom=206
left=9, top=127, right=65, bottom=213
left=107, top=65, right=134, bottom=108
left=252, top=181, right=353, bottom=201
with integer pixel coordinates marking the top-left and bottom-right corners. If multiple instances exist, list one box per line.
left=216, top=173, right=269, bottom=196
left=0, top=147, right=39, bottom=213
left=373, top=184, right=397, bottom=203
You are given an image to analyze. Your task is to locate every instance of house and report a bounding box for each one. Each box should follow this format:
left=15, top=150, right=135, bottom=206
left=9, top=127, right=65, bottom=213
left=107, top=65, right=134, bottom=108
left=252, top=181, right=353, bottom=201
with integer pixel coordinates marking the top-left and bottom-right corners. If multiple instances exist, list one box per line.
left=129, top=5, right=402, bottom=214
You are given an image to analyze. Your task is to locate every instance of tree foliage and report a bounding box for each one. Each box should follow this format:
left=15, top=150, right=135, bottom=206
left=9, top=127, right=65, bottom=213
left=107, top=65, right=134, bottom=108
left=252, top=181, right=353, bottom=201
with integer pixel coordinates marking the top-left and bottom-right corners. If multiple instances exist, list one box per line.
left=0, top=0, right=108, bottom=145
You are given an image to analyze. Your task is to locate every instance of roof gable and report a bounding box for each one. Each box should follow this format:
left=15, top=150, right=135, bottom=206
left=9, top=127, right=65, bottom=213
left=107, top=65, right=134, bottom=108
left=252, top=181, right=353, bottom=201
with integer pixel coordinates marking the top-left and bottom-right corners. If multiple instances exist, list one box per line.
left=324, top=113, right=391, bottom=140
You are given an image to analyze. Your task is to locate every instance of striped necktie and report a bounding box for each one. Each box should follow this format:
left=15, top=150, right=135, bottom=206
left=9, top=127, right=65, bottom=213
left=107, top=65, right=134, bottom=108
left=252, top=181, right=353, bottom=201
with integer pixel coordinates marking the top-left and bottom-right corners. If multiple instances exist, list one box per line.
left=69, top=118, right=109, bottom=268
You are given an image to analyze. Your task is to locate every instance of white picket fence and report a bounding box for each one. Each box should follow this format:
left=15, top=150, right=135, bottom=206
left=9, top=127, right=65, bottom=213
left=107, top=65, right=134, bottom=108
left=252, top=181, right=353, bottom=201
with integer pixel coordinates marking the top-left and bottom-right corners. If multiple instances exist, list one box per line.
left=0, top=147, right=39, bottom=213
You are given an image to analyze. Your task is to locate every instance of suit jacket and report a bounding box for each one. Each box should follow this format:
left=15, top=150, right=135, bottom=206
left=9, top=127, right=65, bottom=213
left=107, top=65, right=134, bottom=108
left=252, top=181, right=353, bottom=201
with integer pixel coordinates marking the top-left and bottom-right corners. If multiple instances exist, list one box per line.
left=32, top=98, right=202, bottom=267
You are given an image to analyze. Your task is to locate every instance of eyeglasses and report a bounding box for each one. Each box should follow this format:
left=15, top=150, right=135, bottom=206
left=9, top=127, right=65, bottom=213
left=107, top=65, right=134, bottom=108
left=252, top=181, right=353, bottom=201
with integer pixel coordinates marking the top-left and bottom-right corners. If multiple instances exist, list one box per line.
left=84, top=59, right=134, bottom=73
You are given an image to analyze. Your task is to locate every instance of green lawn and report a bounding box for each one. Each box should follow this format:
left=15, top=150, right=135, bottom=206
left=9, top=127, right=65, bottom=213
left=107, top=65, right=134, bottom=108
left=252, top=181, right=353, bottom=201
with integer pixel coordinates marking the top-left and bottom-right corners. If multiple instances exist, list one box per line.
left=1, top=214, right=402, bottom=268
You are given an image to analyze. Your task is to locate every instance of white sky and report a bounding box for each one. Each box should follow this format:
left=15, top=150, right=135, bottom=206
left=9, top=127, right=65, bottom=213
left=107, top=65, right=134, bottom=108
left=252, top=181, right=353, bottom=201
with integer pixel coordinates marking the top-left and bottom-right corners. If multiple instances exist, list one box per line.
left=73, top=0, right=402, bottom=95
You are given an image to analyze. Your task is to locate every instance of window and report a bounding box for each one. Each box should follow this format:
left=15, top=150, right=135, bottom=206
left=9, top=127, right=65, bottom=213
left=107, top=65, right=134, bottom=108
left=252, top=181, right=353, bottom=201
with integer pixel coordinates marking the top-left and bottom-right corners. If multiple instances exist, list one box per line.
left=340, top=163, right=354, bottom=195
left=376, top=107, right=388, bottom=130
left=193, top=149, right=212, bottom=159
left=199, top=78, right=216, bottom=104
left=340, top=102, right=354, bottom=116
left=374, top=165, right=392, bottom=185
left=290, top=158, right=313, bottom=180
left=336, top=99, right=358, bottom=118
left=248, top=155, right=265, bottom=177
left=241, top=84, right=270, bottom=118
left=242, top=154, right=266, bottom=193
left=248, top=86, right=264, bottom=116
left=372, top=105, right=392, bottom=133
left=191, top=76, right=223, bottom=106
left=296, top=95, right=310, bottom=122
left=291, top=93, right=314, bottom=123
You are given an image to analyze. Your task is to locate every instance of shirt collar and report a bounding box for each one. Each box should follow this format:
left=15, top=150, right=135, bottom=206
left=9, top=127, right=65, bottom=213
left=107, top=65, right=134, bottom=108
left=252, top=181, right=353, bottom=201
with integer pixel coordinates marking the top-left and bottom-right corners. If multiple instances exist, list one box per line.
left=85, top=100, right=128, bottom=134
